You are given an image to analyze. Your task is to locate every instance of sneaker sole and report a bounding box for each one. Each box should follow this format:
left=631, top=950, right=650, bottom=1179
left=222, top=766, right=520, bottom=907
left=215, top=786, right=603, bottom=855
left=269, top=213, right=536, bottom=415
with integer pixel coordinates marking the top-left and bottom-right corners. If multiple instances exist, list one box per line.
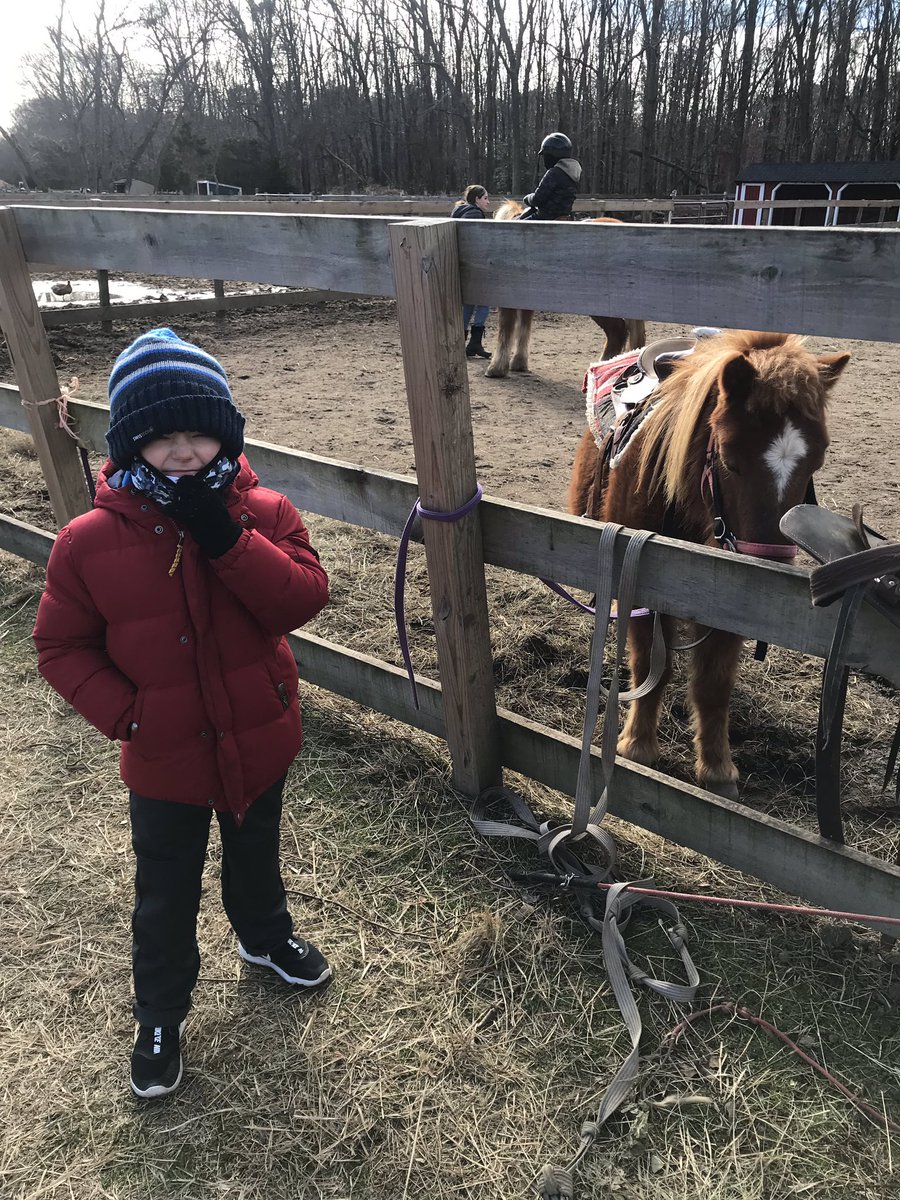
left=130, top=1021, right=186, bottom=1101
left=238, top=944, right=332, bottom=987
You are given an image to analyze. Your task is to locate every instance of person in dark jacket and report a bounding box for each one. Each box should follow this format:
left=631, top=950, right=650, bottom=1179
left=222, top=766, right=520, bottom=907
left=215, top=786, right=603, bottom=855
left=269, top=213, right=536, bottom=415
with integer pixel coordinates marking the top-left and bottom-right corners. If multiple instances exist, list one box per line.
left=33, top=328, right=331, bottom=1101
left=519, top=132, right=583, bottom=220
left=451, top=183, right=492, bottom=359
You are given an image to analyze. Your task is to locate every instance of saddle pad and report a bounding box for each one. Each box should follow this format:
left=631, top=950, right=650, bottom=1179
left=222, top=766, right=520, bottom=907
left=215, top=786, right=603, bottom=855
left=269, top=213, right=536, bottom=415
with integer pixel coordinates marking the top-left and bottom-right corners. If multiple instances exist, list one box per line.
left=583, top=349, right=641, bottom=448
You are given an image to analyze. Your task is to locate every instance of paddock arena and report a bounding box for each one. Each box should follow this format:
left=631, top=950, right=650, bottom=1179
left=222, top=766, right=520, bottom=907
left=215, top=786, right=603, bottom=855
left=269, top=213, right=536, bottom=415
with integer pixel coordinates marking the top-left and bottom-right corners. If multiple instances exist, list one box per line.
left=2, top=294, right=900, bottom=1199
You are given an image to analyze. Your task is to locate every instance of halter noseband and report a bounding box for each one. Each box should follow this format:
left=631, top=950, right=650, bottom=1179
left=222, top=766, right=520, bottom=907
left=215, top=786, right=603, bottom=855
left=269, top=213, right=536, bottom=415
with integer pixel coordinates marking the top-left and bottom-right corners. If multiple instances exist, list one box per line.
left=701, top=432, right=801, bottom=561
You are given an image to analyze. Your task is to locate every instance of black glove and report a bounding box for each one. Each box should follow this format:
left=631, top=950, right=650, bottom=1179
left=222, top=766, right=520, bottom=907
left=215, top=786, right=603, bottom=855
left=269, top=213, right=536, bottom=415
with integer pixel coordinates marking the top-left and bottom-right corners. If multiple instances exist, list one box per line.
left=170, top=475, right=242, bottom=558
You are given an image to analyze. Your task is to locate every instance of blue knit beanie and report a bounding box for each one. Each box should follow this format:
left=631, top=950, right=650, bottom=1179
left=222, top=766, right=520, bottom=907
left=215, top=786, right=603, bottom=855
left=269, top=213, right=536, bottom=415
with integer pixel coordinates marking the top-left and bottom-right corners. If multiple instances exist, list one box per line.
left=106, top=328, right=245, bottom=468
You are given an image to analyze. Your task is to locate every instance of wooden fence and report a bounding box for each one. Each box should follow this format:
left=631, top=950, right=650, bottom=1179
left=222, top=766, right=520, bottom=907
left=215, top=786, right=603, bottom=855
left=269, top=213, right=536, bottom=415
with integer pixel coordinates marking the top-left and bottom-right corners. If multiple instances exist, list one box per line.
left=2, top=204, right=900, bottom=931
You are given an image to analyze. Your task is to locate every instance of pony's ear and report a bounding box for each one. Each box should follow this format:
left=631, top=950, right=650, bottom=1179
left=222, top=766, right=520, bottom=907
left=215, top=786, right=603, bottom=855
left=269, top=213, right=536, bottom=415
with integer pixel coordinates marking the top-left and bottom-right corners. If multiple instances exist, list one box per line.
left=718, top=352, right=757, bottom=406
left=817, top=351, right=851, bottom=389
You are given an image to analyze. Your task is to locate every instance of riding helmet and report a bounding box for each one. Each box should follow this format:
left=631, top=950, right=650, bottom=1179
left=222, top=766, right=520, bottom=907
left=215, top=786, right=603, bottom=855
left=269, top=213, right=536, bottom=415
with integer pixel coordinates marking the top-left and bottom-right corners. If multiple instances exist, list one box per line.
left=539, top=132, right=573, bottom=161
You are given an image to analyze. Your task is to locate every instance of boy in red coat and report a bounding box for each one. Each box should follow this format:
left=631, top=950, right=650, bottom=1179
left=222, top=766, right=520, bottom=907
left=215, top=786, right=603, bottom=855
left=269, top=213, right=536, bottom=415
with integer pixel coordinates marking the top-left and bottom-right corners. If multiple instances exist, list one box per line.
left=33, top=328, right=331, bottom=1100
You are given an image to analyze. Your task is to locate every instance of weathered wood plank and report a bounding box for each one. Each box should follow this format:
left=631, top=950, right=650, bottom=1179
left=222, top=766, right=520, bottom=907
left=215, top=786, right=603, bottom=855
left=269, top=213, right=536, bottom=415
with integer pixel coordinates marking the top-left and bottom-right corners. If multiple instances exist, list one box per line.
left=2, top=193, right=675, bottom=217
left=280, top=634, right=900, bottom=934
left=499, top=711, right=900, bottom=934
left=96, top=268, right=112, bottom=333
left=39, top=287, right=356, bottom=327
left=13, top=206, right=398, bottom=296
left=456, top=220, right=900, bottom=342
left=0, top=512, right=54, bottom=565
left=11, top=207, right=900, bottom=340
left=289, top=631, right=446, bottom=738
left=389, top=217, right=501, bottom=795
left=0, top=210, right=92, bottom=526
left=4, top=513, right=898, bottom=931
left=1, top=387, right=899, bottom=683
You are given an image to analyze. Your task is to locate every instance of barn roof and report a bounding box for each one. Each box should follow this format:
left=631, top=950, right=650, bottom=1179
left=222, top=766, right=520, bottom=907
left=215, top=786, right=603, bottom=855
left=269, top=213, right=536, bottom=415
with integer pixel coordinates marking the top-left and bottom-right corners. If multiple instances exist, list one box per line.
left=737, top=161, right=900, bottom=184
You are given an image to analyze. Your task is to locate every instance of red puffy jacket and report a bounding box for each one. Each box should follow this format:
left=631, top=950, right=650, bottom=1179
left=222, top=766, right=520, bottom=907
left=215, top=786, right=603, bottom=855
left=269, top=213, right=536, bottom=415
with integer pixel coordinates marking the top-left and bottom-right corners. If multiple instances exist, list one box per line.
left=33, top=457, right=329, bottom=823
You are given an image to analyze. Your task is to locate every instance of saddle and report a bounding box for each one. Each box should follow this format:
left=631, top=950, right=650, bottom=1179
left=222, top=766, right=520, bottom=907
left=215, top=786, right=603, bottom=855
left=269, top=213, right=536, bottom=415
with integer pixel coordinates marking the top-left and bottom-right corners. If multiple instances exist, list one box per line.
left=779, top=504, right=900, bottom=842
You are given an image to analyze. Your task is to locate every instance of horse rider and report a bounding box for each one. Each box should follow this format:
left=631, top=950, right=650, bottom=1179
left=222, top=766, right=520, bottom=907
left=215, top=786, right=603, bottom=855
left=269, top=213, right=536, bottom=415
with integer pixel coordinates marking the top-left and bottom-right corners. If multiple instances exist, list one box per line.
left=518, top=132, right=582, bottom=221
left=451, top=183, right=492, bottom=359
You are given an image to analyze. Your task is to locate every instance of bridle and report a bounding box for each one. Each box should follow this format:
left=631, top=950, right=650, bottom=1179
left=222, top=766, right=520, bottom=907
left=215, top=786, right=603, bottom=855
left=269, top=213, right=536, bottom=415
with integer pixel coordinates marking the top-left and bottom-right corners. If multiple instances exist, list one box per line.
left=700, top=431, right=805, bottom=562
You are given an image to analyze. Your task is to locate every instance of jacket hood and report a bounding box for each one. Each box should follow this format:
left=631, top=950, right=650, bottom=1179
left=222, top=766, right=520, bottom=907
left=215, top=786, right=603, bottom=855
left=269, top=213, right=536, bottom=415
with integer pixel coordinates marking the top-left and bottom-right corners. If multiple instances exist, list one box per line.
left=451, top=202, right=484, bottom=219
left=94, top=453, right=260, bottom=516
left=556, top=158, right=582, bottom=182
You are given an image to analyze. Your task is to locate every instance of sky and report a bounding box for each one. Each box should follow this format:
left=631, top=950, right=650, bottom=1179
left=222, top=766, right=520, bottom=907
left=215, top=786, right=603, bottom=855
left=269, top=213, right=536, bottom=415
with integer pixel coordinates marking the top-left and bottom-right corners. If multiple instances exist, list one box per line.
left=0, top=0, right=125, bottom=125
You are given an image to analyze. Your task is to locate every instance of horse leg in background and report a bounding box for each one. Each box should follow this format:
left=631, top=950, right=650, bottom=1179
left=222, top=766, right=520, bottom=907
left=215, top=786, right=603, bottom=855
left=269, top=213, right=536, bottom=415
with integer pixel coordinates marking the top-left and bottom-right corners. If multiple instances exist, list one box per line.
left=617, top=614, right=675, bottom=767
left=589, top=316, right=647, bottom=359
left=627, top=319, right=646, bottom=349
left=688, top=628, right=744, bottom=799
left=510, top=309, right=534, bottom=372
left=590, top=317, right=630, bottom=360
left=485, top=307, right=518, bottom=378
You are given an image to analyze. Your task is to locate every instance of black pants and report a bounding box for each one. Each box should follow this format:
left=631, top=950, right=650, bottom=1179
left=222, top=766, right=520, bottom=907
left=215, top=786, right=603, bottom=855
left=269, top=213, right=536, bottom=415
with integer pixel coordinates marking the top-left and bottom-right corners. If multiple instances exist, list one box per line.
left=130, top=777, right=293, bottom=1027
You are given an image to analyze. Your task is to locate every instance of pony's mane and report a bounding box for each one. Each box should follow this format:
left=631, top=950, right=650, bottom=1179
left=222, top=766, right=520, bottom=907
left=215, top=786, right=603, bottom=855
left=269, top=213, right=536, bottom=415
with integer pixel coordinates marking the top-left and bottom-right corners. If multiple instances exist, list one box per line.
left=494, top=199, right=524, bottom=221
left=636, top=330, right=823, bottom=509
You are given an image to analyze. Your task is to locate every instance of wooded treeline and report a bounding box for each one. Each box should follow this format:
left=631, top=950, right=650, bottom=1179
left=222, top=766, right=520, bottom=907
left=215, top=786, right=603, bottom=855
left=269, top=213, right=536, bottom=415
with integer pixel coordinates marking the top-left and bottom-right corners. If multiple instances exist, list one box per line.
left=1, top=0, right=898, bottom=198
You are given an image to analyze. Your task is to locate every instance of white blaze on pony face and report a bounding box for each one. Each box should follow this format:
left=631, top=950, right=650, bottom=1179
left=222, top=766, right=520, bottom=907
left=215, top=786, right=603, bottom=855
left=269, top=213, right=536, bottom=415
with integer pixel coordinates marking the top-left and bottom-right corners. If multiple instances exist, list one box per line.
left=764, top=420, right=808, bottom=501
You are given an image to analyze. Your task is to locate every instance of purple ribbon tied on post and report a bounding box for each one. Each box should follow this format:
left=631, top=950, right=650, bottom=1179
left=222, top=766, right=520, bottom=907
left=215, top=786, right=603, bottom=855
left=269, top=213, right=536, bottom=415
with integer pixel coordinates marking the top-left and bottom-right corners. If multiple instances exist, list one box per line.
left=394, top=483, right=484, bottom=709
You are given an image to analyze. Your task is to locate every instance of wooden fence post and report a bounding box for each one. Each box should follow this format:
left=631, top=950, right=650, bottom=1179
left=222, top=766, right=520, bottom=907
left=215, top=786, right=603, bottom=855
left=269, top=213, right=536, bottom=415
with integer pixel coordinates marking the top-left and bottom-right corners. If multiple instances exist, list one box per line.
left=389, top=217, right=501, bottom=796
left=213, top=278, right=226, bottom=315
left=0, top=208, right=92, bottom=526
left=97, top=268, right=112, bottom=333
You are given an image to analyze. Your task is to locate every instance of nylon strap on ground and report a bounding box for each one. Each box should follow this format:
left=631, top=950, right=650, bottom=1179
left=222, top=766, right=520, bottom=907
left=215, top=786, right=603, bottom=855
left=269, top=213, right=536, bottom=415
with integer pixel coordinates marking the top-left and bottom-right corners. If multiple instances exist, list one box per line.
left=468, top=522, right=698, bottom=1198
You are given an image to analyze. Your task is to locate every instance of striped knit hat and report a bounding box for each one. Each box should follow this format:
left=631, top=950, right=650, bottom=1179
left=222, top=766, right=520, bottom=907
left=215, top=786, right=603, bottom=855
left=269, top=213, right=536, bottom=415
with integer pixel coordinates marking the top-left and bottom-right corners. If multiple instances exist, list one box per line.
left=106, top=328, right=245, bottom=468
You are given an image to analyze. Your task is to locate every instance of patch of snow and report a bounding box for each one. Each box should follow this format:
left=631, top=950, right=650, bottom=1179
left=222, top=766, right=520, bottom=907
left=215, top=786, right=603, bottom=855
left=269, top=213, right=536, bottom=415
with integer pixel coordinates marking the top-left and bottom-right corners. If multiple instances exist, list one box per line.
left=32, top=279, right=292, bottom=307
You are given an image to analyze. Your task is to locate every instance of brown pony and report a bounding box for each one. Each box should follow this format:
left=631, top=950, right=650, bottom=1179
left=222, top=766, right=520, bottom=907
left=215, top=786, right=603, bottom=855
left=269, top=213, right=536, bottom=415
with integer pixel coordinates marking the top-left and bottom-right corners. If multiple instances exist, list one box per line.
left=568, top=330, right=851, bottom=798
left=484, top=201, right=646, bottom=379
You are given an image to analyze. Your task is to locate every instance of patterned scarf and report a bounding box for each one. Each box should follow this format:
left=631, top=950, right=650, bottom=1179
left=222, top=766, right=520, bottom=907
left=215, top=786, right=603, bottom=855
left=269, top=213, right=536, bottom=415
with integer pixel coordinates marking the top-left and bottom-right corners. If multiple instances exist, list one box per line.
left=117, top=453, right=240, bottom=508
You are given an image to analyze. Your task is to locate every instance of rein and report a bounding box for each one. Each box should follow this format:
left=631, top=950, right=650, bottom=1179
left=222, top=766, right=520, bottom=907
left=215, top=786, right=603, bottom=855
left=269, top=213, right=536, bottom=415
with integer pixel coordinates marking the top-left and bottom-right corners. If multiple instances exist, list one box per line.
left=701, top=431, right=801, bottom=561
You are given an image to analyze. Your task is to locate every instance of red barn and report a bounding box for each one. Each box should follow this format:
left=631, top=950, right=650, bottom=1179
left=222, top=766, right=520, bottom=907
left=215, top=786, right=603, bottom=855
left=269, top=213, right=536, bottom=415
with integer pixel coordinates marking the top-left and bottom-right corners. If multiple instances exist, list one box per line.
left=734, top=161, right=900, bottom=227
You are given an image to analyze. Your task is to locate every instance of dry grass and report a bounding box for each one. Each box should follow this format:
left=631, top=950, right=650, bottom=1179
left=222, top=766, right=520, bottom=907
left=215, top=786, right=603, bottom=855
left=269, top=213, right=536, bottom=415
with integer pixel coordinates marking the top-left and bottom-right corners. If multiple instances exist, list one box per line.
left=3, top=485, right=900, bottom=1197
left=2, top=298, right=900, bottom=1197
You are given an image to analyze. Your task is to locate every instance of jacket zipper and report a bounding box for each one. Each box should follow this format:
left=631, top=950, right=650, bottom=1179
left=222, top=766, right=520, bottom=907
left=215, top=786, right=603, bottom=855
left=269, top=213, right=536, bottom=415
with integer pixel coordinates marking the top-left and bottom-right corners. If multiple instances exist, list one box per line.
left=168, top=527, right=185, bottom=576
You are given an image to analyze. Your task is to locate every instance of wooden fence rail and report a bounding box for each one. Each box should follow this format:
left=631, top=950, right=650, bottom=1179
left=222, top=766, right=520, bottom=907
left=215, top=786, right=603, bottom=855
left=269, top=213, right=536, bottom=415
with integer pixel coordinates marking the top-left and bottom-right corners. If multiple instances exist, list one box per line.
left=11, top=207, right=900, bottom=343
left=1, top=385, right=899, bottom=690
left=4, top=509, right=899, bottom=935
left=2, top=203, right=900, bottom=928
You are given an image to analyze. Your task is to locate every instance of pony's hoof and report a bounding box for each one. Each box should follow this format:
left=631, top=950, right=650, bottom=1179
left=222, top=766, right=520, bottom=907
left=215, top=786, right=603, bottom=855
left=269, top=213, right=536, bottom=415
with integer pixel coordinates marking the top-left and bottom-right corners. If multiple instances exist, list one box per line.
left=703, top=779, right=740, bottom=801
left=484, top=363, right=508, bottom=379
left=617, top=735, right=660, bottom=766
left=510, top=360, right=530, bottom=373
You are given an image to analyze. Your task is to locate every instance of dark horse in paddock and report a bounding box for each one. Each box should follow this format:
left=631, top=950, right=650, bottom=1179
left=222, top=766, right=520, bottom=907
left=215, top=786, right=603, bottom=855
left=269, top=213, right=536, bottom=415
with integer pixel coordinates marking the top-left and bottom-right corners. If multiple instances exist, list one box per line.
left=484, top=202, right=645, bottom=379
left=568, top=329, right=850, bottom=798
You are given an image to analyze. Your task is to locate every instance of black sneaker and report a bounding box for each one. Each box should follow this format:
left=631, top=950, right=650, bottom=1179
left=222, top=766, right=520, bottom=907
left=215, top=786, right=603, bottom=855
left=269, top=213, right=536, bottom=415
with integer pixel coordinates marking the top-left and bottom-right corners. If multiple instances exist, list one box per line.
left=238, top=936, right=331, bottom=987
left=130, top=1021, right=185, bottom=1099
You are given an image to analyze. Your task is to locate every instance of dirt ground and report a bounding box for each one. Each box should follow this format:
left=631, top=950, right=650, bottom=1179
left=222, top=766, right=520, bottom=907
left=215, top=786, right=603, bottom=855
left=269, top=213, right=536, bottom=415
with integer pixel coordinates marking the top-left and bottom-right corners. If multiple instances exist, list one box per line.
left=18, top=298, right=900, bottom=533
left=4, top=299, right=900, bottom=1199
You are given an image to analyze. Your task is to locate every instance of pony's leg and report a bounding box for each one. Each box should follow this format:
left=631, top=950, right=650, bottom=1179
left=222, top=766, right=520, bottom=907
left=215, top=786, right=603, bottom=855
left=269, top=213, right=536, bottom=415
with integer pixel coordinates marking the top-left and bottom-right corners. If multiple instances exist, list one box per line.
left=510, top=309, right=533, bottom=372
left=485, top=307, right=516, bottom=378
left=689, top=629, right=744, bottom=799
left=590, top=316, right=629, bottom=361
left=617, top=614, right=674, bottom=766
left=626, top=320, right=646, bottom=350
left=567, top=430, right=599, bottom=518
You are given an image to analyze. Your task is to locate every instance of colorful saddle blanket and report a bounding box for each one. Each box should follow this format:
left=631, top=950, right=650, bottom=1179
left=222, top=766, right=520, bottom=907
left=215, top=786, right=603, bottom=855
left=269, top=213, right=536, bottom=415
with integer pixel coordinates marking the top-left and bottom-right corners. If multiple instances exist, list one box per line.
left=582, top=336, right=699, bottom=464
left=583, top=348, right=642, bottom=449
